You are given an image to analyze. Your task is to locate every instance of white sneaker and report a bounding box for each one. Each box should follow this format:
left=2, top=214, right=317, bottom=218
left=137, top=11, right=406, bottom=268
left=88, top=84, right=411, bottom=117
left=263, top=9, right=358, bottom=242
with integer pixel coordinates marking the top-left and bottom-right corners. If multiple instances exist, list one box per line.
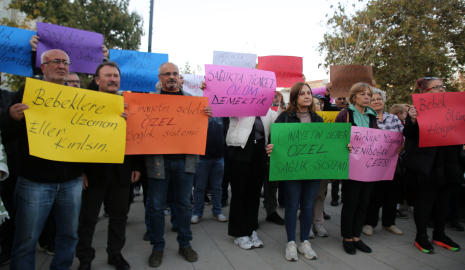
left=313, top=224, right=329, bottom=237
left=285, top=241, right=298, bottom=261
left=250, top=231, right=264, bottom=248
left=212, top=214, right=228, bottom=222
left=309, top=225, right=315, bottom=239
left=164, top=207, right=171, bottom=216
left=396, top=203, right=402, bottom=211
left=191, top=215, right=202, bottom=224
left=362, top=225, right=373, bottom=236
left=298, top=240, right=317, bottom=260
left=408, top=206, right=414, bottom=212
left=234, top=236, right=254, bottom=250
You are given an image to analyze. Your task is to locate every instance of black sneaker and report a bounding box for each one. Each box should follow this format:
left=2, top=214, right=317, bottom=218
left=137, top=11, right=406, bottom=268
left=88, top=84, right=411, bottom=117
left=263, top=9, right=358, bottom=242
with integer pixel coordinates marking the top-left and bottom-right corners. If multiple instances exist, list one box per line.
left=343, top=241, right=356, bottom=255
left=432, top=234, right=461, bottom=251
left=415, top=234, right=435, bottom=254
left=396, top=210, right=409, bottom=219
left=323, top=211, right=331, bottom=220
left=179, top=246, right=198, bottom=262
left=446, top=220, right=464, bottom=231
left=330, top=198, right=338, bottom=206
left=171, top=227, right=178, bottom=232
left=0, top=253, right=11, bottom=266
left=354, top=240, right=372, bottom=253
left=266, top=212, right=285, bottom=225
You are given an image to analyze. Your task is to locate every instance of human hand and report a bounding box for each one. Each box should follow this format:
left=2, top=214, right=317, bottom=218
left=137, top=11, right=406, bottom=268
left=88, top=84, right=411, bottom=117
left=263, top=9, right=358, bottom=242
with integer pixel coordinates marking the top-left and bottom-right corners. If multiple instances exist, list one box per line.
left=200, top=81, right=206, bottom=91
left=348, top=143, right=353, bottom=153
left=102, top=45, right=109, bottom=58
left=9, top=103, right=29, bottom=121
left=30, top=35, right=39, bottom=51
left=325, top=83, right=332, bottom=95
left=83, top=174, right=88, bottom=190
left=409, top=106, right=417, bottom=124
left=266, top=144, right=274, bottom=156
left=204, top=106, right=212, bottom=118
left=131, top=171, right=141, bottom=183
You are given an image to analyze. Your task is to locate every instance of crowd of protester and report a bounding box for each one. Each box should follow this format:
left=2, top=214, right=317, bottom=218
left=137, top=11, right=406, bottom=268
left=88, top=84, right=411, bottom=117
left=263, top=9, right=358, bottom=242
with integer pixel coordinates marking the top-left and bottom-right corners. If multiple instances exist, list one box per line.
left=0, top=35, right=463, bottom=270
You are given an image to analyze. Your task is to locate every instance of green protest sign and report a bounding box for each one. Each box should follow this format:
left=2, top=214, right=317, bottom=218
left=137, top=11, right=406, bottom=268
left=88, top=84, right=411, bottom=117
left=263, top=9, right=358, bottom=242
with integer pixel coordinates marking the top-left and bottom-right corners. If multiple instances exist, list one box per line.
left=269, top=123, right=351, bottom=181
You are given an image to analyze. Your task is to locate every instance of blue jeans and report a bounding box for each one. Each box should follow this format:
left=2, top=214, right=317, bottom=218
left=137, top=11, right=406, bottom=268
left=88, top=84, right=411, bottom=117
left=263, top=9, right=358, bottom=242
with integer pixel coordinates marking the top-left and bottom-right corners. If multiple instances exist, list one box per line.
left=145, top=182, right=178, bottom=232
left=284, top=180, right=321, bottom=242
left=148, top=158, right=194, bottom=250
left=11, top=176, right=82, bottom=270
left=193, top=157, right=224, bottom=217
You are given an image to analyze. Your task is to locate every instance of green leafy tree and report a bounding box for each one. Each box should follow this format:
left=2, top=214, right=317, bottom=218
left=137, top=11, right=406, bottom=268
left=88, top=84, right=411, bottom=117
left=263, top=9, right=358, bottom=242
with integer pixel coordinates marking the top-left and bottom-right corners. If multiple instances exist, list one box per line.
left=318, top=0, right=465, bottom=108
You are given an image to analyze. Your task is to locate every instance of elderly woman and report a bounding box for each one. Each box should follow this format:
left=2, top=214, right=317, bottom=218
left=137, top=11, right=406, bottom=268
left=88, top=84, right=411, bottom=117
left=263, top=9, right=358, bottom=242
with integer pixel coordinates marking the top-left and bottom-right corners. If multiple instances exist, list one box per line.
left=335, top=82, right=379, bottom=255
left=403, top=77, right=463, bottom=254
left=362, top=88, right=406, bottom=237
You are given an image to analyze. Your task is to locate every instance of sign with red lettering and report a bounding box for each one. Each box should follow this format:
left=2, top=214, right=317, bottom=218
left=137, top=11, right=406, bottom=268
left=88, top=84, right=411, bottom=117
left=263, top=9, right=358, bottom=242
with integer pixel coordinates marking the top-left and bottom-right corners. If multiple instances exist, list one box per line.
left=124, top=92, right=209, bottom=155
left=257, top=56, right=304, bottom=87
left=330, top=65, right=372, bottom=97
left=412, top=92, right=465, bottom=147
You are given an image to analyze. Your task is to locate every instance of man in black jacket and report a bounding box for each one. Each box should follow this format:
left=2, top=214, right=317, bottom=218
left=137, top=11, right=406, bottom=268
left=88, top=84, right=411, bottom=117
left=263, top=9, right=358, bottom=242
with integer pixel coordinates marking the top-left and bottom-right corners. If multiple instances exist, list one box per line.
left=75, top=62, right=141, bottom=270
left=3, top=49, right=84, bottom=270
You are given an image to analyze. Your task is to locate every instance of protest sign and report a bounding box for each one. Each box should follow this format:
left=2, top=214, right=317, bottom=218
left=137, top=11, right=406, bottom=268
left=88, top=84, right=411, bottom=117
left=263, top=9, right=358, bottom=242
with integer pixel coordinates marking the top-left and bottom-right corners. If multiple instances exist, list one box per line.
left=36, top=23, right=103, bottom=74
left=349, top=127, right=403, bottom=182
left=316, top=111, right=339, bottom=123
left=204, top=64, right=276, bottom=117
left=124, top=92, right=208, bottom=155
left=22, top=78, right=126, bottom=163
left=330, top=65, right=372, bottom=97
left=269, top=123, right=351, bottom=181
left=270, top=106, right=279, bottom=112
left=412, top=92, right=465, bottom=147
left=257, top=56, right=303, bottom=87
left=0, top=26, right=36, bottom=77
left=311, top=86, right=333, bottom=103
left=212, top=51, right=257, bottom=69
left=182, top=74, right=204, bottom=96
left=111, top=49, right=168, bottom=92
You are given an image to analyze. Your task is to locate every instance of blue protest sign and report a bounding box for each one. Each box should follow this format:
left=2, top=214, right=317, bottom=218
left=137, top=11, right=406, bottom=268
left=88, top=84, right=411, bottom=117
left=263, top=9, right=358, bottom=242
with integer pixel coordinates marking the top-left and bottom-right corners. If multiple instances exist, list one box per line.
left=0, top=26, right=36, bottom=77
left=110, top=49, right=168, bottom=92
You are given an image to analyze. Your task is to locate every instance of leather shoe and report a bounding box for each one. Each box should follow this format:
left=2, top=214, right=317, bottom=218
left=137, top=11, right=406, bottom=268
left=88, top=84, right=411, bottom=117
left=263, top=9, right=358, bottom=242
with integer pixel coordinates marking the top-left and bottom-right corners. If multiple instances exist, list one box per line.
left=78, top=261, right=91, bottom=270
left=149, top=250, right=163, bottom=267
left=108, top=253, right=130, bottom=270
left=330, top=198, right=338, bottom=206
left=179, top=246, right=198, bottom=262
left=266, top=212, right=285, bottom=225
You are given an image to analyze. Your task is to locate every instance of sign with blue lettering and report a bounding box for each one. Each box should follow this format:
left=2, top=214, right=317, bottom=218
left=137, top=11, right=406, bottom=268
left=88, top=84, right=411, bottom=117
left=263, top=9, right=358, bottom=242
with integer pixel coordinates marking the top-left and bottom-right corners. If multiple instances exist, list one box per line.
left=110, top=49, right=168, bottom=92
left=0, top=26, right=36, bottom=77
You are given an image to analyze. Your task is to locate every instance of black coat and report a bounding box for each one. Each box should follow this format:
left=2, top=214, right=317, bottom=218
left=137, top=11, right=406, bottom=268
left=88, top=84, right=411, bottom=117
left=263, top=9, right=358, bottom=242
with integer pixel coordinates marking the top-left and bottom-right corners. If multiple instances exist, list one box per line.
left=274, top=110, right=324, bottom=124
left=402, top=114, right=464, bottom=189
left=83, top=155, right=143, bottom=187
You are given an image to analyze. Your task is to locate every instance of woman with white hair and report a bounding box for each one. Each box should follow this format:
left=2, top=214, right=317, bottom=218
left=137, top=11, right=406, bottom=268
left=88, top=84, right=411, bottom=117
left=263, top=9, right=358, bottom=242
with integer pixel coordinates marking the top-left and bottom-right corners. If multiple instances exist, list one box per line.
left=362, top=88, right=406, bottom=237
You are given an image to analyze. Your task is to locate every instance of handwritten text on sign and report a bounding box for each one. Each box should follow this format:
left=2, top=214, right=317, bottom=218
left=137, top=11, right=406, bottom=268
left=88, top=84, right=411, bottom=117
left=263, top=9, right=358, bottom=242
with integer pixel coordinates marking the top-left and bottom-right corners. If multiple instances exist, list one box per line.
left=269, top=123, right=351, bottom=181
left=36, top=23, right=103, bottom=74
left=23, top=78, right=126, bottom=163
left=111, top=49, right=168, bottom=92
left=212, top=51, right=257, bottom=69
left=204, top=64, right=276, bottom=117
left=0, top=26, right=36, bottom=77
left=330, top=65, right=372, bottom=98
left=124, top=92, right=208, bottom=155
left=412, top=92, right=465, bottom=147
left=182, top=74, right=204, bottom=97
left=257, top=56, right=304, bottom=88
left=316, top=111, right=339, bottom=123
left=349, top=127, right=403, bottom=182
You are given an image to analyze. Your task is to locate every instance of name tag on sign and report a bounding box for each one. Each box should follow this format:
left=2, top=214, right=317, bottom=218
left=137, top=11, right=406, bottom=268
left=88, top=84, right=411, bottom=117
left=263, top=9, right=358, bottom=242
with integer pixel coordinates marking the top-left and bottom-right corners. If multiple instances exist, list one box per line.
left=23, top=78, right=126, bottom=163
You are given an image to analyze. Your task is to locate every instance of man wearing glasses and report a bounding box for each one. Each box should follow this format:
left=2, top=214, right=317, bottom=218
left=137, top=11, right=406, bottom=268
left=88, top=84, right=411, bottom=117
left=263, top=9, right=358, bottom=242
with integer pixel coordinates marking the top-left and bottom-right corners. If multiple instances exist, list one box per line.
left=3, top=49, right=84, bottom=270
left=67, top=72, right=81, bottom=88
left=146, top=62, right=212, bottom=267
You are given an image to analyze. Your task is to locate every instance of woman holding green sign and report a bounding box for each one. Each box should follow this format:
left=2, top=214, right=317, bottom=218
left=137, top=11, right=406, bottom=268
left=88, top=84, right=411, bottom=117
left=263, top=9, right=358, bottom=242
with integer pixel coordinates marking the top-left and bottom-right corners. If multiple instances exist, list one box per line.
left=335, top=82, right=379, bottom=255
left=266, top=82, right=323, bottom=262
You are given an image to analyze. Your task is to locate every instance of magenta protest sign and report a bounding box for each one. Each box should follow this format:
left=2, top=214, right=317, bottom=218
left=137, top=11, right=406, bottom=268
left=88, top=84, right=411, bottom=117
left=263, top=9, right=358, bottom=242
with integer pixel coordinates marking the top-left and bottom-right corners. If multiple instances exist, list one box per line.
left=349, top=127, right=403, bottom=182
left=311, top=86, right=333, bottom=103
left=36, top=23, right=103, bottom=74
left=204, top=64, right=276, bottom=117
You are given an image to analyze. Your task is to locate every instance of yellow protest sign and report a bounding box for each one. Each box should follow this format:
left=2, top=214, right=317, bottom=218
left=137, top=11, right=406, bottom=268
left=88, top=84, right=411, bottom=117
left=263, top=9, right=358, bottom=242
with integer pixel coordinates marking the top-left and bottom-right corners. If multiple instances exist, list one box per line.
left=22, top=78, right=126, bottom=163
left=317, top=111, right=339, bottom=123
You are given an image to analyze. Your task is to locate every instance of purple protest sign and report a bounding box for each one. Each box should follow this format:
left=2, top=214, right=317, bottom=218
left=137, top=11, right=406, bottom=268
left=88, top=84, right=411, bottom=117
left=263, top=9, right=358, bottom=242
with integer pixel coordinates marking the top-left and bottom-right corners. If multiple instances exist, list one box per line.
left=349, top=127, right=403, bottom=182
left=36, top=23, right=103, bottom=74
left=204, top=64, right=276, bottom=117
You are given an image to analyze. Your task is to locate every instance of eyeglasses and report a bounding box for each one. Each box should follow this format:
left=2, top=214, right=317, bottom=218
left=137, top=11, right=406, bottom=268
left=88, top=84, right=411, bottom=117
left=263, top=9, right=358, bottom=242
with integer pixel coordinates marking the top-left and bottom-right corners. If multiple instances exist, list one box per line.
left=160, top=72, right=179, bottom=77
left=67, top=80, right=80, bottom=84
left=425, top=85, right=446, bottom=91
left=423, top=77, right=440, bottom=80
left=43, top=59, right=72, bottom=66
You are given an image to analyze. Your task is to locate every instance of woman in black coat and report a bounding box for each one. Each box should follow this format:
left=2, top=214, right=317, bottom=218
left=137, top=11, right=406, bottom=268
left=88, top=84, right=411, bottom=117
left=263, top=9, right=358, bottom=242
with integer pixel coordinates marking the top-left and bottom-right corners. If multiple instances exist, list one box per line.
left=403, top=77, right=464, bottom=254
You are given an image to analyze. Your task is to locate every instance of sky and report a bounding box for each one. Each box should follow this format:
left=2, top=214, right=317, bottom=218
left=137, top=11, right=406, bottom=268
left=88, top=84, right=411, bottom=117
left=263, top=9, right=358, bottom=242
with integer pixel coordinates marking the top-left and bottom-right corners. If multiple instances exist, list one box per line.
left=127, top=0, right=357, bottom=82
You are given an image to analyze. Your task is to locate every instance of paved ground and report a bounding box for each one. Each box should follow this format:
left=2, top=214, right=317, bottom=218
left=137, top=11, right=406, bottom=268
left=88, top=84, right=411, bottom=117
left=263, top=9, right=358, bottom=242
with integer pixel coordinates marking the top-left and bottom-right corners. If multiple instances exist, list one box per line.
left=4, top=185, right=465, bottom=270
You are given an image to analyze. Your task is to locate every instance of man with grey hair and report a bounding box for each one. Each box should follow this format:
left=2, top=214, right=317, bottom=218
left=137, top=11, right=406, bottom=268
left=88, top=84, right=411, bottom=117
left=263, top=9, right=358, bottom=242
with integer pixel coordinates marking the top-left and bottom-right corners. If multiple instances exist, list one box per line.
left=67, top=72, right=81, bottom=88
left=3, top=49, right=84, bottom=270
left=146, top=62, right=212, bottom=267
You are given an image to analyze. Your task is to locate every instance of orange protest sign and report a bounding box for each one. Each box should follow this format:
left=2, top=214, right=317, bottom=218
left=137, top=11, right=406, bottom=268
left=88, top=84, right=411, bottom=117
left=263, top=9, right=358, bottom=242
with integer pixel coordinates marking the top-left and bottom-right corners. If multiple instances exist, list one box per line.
left=124, top=92, right=209, bottom=155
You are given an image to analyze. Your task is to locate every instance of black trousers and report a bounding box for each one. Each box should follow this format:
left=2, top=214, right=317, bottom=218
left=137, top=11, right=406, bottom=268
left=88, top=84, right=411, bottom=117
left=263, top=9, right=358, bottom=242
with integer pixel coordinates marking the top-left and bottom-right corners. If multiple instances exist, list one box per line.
left=222, top=144, right=231, bottom=201
left=76, top=177, right=130, bottom=262
left=448, top=185, right=461, bottom=222
left=0, top=175, right=17, bottom=254
left=414, top=183, right=458, bottom=237
left=341, top=180, right=374, bottom=239
left=365, top=174, right=402, bottom=228
left=228, top=142, right=265, bottom=238
left=331, top=180, right=341, bottom=201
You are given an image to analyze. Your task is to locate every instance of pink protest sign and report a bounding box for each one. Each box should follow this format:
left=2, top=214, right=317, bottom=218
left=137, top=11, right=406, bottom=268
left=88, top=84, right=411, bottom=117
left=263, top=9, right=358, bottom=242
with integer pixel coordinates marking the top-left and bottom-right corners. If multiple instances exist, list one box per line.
left=312, top=86, right=333, bottom=103
left=204, top=64, right=276, bottom=117
left=349, top=127, right=403, bottom=182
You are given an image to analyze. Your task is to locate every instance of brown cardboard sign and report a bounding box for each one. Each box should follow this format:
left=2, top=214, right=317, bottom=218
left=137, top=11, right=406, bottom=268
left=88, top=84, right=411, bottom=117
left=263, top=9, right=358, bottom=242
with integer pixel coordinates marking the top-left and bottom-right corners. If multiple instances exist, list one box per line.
left=330, top=65, right=373, bottom=97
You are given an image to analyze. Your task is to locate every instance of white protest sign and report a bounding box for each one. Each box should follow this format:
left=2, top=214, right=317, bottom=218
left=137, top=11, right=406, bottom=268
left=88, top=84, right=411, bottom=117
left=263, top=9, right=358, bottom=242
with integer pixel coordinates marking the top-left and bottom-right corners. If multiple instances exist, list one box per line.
left=182, top=74, right=204, bottom=96
left=212, top=51, right=257, bottom=69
